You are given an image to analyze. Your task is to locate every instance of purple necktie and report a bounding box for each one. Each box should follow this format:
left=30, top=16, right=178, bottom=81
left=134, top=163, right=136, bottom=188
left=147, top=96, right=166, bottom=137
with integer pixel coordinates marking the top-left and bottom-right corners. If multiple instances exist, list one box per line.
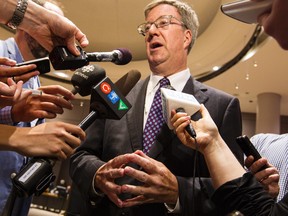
left=143, top=77, right=170, bottom=154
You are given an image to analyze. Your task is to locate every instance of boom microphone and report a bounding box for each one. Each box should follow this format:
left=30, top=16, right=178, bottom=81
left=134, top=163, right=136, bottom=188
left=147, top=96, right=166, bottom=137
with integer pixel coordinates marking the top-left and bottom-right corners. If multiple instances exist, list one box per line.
left=49, top=46, right=132, bottom=70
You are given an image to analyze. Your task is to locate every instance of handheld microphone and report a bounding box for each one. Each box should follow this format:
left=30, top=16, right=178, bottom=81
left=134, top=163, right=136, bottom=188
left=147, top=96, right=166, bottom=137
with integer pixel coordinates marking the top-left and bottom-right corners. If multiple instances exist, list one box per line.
left=79, top=69, right=141, bottom=130
left=12, top=69, right=141, bottom=197
left=70, top=64, right=106, bottom=96
left=160, top=87, right=201, bottom=130
left=49, top=46, right=132, bottom=70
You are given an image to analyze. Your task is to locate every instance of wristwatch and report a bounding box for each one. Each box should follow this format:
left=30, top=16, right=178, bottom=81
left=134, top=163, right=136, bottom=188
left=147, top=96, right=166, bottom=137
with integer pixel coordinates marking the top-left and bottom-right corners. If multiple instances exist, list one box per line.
left=6, top=0, right=29, bottom=30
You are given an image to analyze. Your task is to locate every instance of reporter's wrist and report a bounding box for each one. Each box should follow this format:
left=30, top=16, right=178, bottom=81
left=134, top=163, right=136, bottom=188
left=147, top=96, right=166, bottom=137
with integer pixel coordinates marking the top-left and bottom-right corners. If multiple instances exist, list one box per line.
left=0, top=0, right=17, bottom=24
left=6, top=0, right=28, bottom=30
left=17, top=1, right=45, bottom=35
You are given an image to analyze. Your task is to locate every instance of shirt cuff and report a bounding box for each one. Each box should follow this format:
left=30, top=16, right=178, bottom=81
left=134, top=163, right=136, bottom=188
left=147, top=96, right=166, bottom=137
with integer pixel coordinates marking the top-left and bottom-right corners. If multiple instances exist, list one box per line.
left=91, top=171, right=104, bottom=197
left=0, top=106, right=14, bottom=125
left=164, top=197, right=181, bottom=213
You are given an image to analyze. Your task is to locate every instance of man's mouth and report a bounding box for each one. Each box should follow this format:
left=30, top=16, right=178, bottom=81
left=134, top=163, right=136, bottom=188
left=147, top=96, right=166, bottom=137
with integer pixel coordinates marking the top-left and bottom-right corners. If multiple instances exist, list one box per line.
left=150, top=42, right=163, bottom=49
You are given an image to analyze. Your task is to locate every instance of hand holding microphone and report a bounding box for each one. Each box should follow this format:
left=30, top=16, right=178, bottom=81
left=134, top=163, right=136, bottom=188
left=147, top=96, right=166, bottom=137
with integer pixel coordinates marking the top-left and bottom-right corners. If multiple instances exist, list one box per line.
left=175, top=107, right=197, bottom=138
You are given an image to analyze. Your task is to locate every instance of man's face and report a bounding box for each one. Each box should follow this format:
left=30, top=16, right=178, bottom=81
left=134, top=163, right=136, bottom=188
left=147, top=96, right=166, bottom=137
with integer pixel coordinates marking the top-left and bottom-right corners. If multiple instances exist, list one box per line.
left=144, top=4, right=191, bottom=75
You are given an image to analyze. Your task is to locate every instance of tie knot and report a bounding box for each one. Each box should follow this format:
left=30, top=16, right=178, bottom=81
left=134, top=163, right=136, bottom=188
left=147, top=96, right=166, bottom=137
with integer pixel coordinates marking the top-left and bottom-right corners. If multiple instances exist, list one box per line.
left=159, top=77, right=170, bottom=88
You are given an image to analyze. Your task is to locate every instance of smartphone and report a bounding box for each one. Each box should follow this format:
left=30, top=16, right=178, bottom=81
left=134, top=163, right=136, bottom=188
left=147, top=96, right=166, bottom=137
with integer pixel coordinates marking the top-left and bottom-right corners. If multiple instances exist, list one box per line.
left=221, top=0, right=273, bottom=24
left=236, top=135, right=269, bottom=170
left=16, top=57, right=50, bottom=74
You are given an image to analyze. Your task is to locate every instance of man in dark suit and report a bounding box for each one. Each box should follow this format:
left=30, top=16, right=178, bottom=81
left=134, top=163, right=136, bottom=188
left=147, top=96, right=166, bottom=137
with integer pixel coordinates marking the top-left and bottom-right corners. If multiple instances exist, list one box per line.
left=69, top=0, right=243, bottom=215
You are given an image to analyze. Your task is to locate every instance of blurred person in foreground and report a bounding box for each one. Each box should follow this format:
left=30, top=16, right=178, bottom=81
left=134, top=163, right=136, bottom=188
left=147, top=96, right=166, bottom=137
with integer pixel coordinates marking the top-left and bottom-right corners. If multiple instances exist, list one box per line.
left=253, top=0, right=288, bottom=50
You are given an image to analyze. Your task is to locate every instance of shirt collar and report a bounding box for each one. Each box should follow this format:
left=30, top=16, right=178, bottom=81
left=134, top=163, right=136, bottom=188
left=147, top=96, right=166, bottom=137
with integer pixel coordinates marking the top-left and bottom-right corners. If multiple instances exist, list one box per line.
left=148, top=68, right=191, bottom=92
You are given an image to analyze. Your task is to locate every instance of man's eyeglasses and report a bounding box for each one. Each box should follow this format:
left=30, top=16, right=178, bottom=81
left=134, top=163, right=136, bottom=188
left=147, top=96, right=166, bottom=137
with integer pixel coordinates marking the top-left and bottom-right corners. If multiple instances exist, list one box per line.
left=137, top=15, right=187, bottom=36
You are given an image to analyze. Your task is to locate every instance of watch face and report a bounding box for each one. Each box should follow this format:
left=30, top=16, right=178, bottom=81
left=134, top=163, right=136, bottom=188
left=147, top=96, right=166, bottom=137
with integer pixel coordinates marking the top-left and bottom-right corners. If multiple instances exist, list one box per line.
left=6, top=22, right=17, bottom=30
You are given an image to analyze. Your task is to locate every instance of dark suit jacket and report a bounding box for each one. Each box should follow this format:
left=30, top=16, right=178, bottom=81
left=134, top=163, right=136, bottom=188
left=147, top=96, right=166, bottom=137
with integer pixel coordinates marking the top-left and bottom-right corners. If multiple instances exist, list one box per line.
left=69, top=76, right=243, bottom=216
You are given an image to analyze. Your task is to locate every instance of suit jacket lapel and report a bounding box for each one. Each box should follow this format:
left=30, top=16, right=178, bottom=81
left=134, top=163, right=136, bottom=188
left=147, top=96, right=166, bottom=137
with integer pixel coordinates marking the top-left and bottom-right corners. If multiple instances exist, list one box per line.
left=182, top=77, right=208, bottom=105
left=126, top=78, right=149, bottom=152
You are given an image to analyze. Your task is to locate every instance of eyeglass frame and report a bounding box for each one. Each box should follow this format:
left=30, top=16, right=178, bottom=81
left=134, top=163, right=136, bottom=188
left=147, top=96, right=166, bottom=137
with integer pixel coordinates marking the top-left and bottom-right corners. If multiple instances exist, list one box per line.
left=137, top=15, right=188, bottom=36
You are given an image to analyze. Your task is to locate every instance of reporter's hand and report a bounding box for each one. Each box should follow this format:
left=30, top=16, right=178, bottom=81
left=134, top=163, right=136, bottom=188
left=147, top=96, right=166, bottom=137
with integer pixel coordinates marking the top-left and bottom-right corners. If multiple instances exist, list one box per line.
left=9, top=121, right=86, bottom=160
left=171, top=104, right=219, bottom=153
left=11, top=85, right=74, bottom=122
left=121, top=150, right=178, bottom=207
left=0, top=57, right=39, bottom=83
left=0, top=79, right=32, bottom=108
left=245, top=156, right=280, bottom=198
left=20, top=2, right=89, bottom=55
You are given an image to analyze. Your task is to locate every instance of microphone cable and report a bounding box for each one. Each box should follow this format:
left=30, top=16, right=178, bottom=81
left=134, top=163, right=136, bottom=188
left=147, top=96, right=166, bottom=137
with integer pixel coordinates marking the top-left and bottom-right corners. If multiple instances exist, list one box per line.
left=190, top=126, right=198, bottom=216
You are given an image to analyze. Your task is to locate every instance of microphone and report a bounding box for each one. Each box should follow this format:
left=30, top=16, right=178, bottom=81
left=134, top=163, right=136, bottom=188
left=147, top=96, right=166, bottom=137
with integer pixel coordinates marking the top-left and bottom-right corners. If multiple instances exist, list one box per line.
left=79, top=69, right=141, bottom=130
left=86, top=49, right=132, bottom=65
left=70, top=64, right=106, bottom=96
left=12, top=69, right=141, bottom=197
left=49, top=46, right=132, bottom=70
left=160, top=86, right=201, bottom=131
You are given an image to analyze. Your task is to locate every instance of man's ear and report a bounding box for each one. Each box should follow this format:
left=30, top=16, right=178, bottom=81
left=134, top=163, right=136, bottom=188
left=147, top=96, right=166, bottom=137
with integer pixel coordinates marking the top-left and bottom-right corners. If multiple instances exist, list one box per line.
left=183, top=29, right=192, bottom=50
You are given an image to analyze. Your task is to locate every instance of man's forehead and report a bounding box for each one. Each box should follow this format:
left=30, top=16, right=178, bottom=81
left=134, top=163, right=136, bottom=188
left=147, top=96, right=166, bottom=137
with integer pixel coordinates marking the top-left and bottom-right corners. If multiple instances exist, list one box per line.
left=146, top=4, right=179, bottom=21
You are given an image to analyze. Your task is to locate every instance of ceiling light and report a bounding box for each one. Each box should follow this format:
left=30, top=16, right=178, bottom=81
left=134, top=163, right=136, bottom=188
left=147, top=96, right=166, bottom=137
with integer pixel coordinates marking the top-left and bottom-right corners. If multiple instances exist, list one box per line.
left=212, top=66, right=220, bottom=71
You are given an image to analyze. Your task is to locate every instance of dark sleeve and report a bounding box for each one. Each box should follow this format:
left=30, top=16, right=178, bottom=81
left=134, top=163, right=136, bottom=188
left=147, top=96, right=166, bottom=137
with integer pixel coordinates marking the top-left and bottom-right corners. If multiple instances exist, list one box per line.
left=177, top=176, right=217, bottom=216
left=212, top=172, right=276, bottom=216
left=69, top=118, right=106, bottom=203
left=218, top=97, right=244, bottom=165
left=176, top=95, right=244, bottom=215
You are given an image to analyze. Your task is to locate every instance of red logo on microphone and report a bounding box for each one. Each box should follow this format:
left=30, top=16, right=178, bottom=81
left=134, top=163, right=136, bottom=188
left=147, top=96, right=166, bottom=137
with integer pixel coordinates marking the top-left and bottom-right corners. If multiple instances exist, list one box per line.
left=100, top=82, right=111, bottom=94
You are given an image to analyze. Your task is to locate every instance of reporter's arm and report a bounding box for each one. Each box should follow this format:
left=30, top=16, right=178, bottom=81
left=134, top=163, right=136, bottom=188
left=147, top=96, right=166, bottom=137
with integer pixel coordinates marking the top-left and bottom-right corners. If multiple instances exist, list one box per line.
left=0, top=121, right=85, bottom=159
left=171, top=104, right=246, bottom=189
left=0, top=0, right=89, bottom=55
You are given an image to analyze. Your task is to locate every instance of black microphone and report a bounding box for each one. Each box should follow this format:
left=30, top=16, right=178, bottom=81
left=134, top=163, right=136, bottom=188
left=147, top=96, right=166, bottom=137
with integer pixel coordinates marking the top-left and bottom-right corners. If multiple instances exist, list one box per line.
left=79, top=69, right=141, bottom=130
left=70, top=64, right=106, bottom=96
left=49, top=46, right=132, bottom=70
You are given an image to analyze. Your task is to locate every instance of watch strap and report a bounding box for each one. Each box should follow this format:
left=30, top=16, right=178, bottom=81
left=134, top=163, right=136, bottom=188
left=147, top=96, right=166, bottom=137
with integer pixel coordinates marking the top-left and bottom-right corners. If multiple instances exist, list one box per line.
left=6, top=0, right=29, bottom=30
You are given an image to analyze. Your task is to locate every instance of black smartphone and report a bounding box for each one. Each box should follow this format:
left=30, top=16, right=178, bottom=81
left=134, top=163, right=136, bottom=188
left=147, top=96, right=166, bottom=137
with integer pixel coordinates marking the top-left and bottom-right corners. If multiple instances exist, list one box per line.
left=236, top=135, right=269, bottom=170
left=16, top=57, right=50, bottom=74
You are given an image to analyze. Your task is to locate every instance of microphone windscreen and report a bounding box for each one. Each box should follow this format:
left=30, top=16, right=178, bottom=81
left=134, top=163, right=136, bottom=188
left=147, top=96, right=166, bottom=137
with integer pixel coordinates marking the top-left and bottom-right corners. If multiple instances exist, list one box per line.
left=115, top=48, right=132, bottom=65
left=161, top=87, right=201, bottom=129
left=71, top=65, right=106, bottom=96
left=115, top=70, right=141, bottom=96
